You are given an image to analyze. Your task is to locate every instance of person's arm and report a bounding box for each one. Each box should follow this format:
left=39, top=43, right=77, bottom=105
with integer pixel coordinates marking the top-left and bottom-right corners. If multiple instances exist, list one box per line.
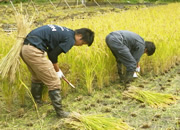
left=137, top=62, right=140, bottom=67
left=53, top=63, right=59, bottom=72
left=53, top=63, right=64, bottom=78
left=47, top=46, right=63, bottom=65
left=136, top=62, right=140, bottom=72
left=132, top=44, right=144, bottom=63
left=131, top=44, right=144, bottom=74
left=48, top=46, right=65, bottom=78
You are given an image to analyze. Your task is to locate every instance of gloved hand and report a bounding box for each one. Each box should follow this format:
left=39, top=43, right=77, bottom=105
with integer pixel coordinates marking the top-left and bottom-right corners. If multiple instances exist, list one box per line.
left=136, top=66, right=140, bottom=72
left=56, top=69, right=64, bottom=79
left=133, top=72, right=138, bottom=78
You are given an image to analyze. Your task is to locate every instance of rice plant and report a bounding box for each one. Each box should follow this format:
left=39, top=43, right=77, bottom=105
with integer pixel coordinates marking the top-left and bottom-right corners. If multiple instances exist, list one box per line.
left=0, top=3, right=34, bottom=82
left=0, top=3, right=179, bottom=108
left=56, top=3, right=180, bottom=93
left=64, top=112, right=135, bottom=130
left=123, top=86, right=179, bottom=108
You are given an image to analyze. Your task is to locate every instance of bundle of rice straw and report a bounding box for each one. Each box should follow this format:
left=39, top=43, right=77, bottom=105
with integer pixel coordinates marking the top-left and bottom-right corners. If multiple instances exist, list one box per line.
left=0, top=3, right=33, bottom=82
left=64, top=112, right=134, bottom=130
left=123, top=86, right=179, bottom=108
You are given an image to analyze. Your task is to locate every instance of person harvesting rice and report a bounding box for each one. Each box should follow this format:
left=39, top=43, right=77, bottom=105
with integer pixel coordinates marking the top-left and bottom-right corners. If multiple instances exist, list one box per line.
left=20, top=24, right=94, bottom=118
left=105, top=30, right=156, bottom=85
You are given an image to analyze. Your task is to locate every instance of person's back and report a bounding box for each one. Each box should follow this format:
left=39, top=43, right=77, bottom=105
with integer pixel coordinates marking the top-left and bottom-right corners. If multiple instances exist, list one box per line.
left=106, top=30, right=155, bottom=85
left=24, top=25, right=75, bottom=52
left=114, top=30, right=145, bottom=51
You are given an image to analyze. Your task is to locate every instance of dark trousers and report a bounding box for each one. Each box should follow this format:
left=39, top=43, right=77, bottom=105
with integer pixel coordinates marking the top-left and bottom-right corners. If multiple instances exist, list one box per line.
left=105, top=32, right=136, bottom=72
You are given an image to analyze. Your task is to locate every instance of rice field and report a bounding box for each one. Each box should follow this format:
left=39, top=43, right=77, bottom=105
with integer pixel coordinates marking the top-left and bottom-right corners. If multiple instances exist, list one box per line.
left=0, top=2, right=180, bottom=130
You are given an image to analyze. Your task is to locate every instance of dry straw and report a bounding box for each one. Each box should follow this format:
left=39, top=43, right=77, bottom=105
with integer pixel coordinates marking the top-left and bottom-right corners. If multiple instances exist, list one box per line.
left=123, top=86, right=179, bottom=108
left=64, top=112, right=134, bottom=130
left=0, top=2, right=33, bottom=82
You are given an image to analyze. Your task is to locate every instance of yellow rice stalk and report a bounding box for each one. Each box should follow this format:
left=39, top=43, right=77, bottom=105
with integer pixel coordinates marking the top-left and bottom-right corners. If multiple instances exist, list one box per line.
left=123, top=87, right=179, bottom=108
left=64, top=112, right=134, bottom=130
left=0, top=4, right=33, bottom=82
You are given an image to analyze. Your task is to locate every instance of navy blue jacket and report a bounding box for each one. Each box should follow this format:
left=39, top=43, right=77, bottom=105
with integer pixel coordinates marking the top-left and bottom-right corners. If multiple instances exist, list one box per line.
left=24, top=25, right=75, bottom=63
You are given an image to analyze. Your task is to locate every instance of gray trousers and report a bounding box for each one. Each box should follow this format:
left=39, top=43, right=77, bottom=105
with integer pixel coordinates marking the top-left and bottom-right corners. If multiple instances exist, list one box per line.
left=105, top=32, right=136, bottom=73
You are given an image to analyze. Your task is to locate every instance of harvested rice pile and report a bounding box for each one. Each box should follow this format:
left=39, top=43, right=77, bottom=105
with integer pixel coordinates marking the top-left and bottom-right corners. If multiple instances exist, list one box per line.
left=123, top=86, right=179, bottom=108
left=0, top=4, right=33, bottom=82
left=64, top=112, right=134, bottom=130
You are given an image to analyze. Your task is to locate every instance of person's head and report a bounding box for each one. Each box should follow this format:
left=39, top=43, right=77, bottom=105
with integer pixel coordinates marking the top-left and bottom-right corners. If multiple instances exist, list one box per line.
left=145, top=41, right=156, bottom=56
left=74, top=28, right=94, bottom=46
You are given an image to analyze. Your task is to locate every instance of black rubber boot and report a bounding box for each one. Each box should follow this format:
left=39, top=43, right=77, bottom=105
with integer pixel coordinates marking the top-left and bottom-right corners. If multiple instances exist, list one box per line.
left=31, top=82, right=44, bottom=104
left=124, top=71, right=134, bottom=84
left=117, top=63, right=124, bottom=83
left=49, top=89, right=69, bottom=118
left=119, top=73, right=124, bottom=83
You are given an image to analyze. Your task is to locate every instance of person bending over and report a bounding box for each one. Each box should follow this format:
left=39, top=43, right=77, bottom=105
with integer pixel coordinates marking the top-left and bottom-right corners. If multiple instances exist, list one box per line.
left=21, top=25, right=94, bottom=118
left=106, top=30, right=155, bottom=84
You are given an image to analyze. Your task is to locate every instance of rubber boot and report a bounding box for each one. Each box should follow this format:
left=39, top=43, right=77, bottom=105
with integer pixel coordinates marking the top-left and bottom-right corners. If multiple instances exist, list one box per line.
left=49, top=89, right=69, bottom=118
left=124, top=71, right=134, bottom=84
left=31, top=82, right=44, bottom=104
left=117, top=63, right=124, bottom=83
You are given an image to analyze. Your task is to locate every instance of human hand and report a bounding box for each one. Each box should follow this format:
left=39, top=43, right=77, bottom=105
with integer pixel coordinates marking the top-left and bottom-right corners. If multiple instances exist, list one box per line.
left=133, top=72, right=138, bottom=78
left=136, top=66, right=140, bottom=72
left=56, top=69, right=64, bottom=79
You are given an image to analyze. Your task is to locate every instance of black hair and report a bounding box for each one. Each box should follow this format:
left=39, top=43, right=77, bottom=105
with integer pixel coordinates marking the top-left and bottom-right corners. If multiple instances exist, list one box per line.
left=145, top=41, right=156, bottom=56
left=75, top=28, right=95, bottom=46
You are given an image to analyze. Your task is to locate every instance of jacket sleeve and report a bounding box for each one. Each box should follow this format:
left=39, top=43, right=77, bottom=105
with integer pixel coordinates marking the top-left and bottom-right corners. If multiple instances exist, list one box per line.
left=47, top=46, right=63, bottom=63
left=131, top=43, right=145, bottom=62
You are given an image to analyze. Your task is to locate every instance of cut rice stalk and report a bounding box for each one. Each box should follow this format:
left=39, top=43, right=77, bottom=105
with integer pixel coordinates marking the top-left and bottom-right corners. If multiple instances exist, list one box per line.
left=0, top=3, right=34, bottom=82
left=64, top=112, right=134, bottom=130
left=123, top=86, right=179, bottom=108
